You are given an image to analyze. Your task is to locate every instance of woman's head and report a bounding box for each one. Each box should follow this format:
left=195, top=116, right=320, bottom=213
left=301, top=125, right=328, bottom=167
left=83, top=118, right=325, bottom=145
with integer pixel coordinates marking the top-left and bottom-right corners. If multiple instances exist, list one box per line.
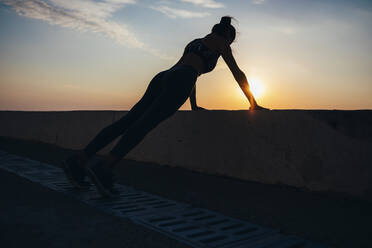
left=212, top=16, right=236, bottom=44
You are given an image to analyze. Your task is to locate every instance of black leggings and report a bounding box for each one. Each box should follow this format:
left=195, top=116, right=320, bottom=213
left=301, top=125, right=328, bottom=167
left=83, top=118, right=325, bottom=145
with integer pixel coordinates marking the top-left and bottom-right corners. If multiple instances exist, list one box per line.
left=83, top=64, right=198, bottom=159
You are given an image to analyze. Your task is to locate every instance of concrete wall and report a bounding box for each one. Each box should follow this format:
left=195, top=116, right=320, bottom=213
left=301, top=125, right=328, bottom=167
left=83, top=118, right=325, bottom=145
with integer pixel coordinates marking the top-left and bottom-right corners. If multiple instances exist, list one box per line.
left=1, top=110, right=371, bottom=200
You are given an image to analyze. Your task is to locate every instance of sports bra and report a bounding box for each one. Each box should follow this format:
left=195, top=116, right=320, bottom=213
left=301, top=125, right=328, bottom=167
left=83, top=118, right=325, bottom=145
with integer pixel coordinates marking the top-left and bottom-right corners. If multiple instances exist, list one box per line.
left=183, top=38, right=220, bottom=74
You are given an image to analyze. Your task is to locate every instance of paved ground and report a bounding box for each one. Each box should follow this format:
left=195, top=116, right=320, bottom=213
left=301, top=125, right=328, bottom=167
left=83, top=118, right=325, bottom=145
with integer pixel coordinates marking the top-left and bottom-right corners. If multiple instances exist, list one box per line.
left=0, top=166, right=190, bottom=248
left=1, top=136, right=372, bottom=248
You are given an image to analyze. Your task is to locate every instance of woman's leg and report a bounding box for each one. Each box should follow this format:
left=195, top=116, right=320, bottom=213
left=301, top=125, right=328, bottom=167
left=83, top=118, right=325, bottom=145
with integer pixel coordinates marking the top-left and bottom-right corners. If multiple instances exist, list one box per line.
left=106, top=65, right=198, bottom=168
left=82, top=71, right=166, bottom=160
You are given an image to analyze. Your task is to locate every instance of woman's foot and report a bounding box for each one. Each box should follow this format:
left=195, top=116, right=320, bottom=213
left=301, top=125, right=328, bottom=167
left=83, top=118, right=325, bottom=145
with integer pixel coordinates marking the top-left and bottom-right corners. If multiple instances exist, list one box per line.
left=85, top=158, right=118, bottom=198
left=62, top=152, right=90, bottom=189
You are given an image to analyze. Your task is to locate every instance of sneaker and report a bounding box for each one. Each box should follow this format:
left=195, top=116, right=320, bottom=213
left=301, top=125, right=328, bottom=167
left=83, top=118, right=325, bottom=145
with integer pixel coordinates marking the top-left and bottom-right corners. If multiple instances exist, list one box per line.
left=62, top=154, right=90, bottom=189
left=85, top=160, right=118, bottom=197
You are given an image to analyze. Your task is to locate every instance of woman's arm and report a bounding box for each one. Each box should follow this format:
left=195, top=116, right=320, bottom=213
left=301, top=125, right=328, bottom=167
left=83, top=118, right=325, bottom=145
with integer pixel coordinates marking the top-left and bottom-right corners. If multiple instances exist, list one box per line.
left=234, top=71, right=258, bottom=109
left=189, top=85, right=206, bottom=111
left=220, top=44, right=264, bottom=110
left=189, top=86, right=198, bottom=110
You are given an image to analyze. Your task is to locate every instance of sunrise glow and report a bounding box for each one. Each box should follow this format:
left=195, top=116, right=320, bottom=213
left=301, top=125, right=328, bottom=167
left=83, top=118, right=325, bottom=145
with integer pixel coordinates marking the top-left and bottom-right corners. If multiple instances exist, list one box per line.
left=1, top=0, right=371, bottom=110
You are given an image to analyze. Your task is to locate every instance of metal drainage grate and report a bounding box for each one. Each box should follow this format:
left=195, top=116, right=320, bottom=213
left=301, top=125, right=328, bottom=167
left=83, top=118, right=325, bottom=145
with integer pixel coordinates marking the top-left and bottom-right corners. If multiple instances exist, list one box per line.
left=0, top=150, right=329, bottom=248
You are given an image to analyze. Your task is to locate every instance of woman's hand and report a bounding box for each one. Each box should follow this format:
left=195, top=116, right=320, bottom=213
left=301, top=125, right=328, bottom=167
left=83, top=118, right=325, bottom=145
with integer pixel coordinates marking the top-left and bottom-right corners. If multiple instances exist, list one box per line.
left=192, top=106, right=207, bottom=111
left=249, top=105, right=270, bottom=111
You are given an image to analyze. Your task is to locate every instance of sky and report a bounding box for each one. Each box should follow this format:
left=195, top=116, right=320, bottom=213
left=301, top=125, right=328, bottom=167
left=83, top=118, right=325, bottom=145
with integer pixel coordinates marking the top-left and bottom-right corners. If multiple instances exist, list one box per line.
left=0, top=0, right=371, bottom=111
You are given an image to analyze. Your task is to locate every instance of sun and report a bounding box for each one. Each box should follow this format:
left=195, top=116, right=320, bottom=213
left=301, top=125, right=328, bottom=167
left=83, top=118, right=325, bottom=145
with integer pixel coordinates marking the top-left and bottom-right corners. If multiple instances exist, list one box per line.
left=248, top=78, right=265, bottom=99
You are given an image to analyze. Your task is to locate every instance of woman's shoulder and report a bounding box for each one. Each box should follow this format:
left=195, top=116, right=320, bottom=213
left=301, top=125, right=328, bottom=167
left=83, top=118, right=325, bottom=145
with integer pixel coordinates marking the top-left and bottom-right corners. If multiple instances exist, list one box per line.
left=202, top=33, right=229, bottom=54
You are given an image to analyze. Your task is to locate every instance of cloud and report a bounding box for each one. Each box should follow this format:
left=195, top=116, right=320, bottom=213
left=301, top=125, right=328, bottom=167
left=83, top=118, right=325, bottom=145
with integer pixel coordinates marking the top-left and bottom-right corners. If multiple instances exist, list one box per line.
left=252, top=0, right=265, bottom=4
left=151, top=5, right=210, bottom=18
left=1, top=0, right=171, bottom=59
left=180, top=0, right=224, bottom=8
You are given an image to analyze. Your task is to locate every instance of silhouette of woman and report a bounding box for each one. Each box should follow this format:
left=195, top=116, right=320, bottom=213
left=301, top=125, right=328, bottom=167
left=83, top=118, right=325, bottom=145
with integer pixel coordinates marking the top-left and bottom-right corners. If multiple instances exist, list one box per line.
left=62, top=16, right=267, bottom=197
